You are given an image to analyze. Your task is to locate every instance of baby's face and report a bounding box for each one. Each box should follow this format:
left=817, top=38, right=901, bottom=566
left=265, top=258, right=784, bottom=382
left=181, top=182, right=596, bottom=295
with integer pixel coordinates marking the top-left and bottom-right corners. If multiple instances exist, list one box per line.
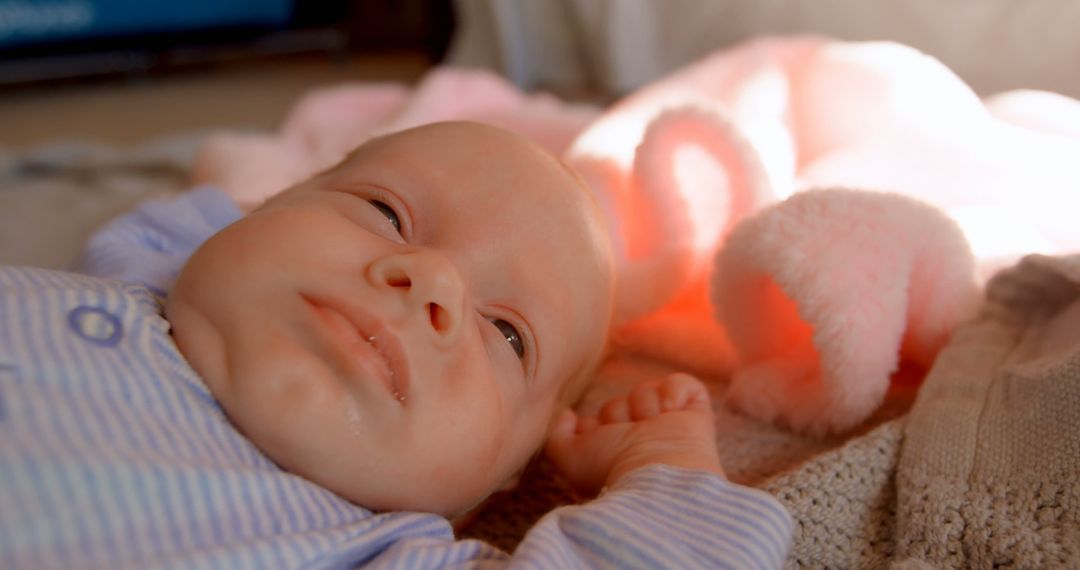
left=168, top=122, right=613, bottom=517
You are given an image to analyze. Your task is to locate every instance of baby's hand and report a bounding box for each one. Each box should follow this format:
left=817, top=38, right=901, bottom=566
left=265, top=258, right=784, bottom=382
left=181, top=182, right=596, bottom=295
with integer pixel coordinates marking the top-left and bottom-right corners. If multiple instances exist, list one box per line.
left=545, top=373, right=724, bottom=496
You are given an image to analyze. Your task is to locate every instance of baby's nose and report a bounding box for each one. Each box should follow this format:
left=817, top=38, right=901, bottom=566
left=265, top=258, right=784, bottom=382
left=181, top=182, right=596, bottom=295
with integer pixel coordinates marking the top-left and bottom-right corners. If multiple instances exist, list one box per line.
left=366, top=251, right=464, bottom=345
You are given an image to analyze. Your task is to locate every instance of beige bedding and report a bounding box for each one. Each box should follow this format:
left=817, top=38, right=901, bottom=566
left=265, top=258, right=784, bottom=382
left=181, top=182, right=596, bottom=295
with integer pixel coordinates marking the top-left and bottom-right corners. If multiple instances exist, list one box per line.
left=0, top=135, right=201, bottom=269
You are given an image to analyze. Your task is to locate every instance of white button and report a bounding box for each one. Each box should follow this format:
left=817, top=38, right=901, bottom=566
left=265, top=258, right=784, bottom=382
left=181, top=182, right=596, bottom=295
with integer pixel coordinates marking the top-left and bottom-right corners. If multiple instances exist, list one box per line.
left=68, top=306, right=123, bottom=347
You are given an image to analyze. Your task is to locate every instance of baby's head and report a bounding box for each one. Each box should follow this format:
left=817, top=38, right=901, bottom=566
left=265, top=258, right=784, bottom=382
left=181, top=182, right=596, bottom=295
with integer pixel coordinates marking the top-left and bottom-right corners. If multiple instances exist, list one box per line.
left=167, top=122, right=614, bottom=517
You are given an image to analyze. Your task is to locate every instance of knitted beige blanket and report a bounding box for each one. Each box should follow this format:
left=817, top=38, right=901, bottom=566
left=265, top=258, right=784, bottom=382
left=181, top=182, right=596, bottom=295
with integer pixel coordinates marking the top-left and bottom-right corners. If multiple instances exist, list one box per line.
left=468, top=254, right=1080, bottom=568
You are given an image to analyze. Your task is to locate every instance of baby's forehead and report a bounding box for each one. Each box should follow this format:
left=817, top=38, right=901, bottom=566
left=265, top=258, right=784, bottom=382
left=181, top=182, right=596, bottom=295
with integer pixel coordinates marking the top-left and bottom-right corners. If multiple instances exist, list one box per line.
left=347, top=123, right=601, bottom=222
left=350, top=121, right=532, bottom=160
left=347, top=123, right=613, bottom=286
left=354, top=122, right=574, bottom=177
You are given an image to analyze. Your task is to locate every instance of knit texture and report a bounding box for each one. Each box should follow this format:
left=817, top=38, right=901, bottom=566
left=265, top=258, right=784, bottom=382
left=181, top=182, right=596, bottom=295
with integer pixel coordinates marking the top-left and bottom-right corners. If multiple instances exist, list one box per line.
left=893, top=254, right=1080, bottom=568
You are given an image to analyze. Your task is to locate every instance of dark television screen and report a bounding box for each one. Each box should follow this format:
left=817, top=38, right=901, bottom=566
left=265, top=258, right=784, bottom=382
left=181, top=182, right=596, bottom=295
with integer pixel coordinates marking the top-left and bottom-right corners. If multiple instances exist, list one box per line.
left=0, top=0, right=349, bottom=84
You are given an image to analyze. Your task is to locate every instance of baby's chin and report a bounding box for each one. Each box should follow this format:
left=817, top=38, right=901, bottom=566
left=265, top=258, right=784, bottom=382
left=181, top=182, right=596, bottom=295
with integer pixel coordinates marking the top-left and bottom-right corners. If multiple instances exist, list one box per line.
left=232, top=417, right=511, bottom=519
left=165, top=292, right=228, bottom=393
left=306, top=464, right=504, bottom=519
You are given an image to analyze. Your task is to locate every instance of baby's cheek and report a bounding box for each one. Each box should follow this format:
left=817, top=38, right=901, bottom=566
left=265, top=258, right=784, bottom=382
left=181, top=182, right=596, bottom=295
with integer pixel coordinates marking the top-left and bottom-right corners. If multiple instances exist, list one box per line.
left=438, top=341, right=530, bottom=468
left=457, top=397, right=527, bottom=479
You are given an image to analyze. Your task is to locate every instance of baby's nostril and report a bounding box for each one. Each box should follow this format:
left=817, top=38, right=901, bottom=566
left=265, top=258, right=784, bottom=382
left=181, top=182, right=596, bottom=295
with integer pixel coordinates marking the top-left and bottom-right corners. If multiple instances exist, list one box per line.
left=427, top=303, right=449, bottom=332
left=383, top=267, right=411, bottom=288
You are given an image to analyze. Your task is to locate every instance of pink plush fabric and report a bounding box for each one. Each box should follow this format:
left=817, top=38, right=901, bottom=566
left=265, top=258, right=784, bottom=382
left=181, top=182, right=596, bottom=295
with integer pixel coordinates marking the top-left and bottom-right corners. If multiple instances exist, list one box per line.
left=191, top=68, right=601, bottom=210
left=567, top=36, right=1080, bottom=434
left=193, top=39, right=1080, bottom=435
left=714, top=190, right=977, bottom=434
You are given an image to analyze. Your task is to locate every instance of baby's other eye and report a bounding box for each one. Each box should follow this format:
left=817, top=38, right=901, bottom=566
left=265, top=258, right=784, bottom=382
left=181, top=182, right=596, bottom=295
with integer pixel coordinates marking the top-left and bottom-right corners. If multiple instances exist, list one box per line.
left=490, top=318, right=525, bottom=360
left=369, top=200, right=401, bottom=233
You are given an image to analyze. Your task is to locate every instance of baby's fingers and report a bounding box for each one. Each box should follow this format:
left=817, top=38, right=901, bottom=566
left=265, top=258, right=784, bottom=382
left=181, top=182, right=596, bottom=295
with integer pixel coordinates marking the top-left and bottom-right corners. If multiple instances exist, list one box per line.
left=544, top=408, right=627, bottom=495
left=598, top=395, right=631, bottom=424
left=546, top=408, right=579, bottom=445
left=545, top=409, right=587, bottom=471
left=660, top=373, right=711, bottom=412
left=629, top=381, right=662, bottom=419
left=576, top=415, right=600, bottom=433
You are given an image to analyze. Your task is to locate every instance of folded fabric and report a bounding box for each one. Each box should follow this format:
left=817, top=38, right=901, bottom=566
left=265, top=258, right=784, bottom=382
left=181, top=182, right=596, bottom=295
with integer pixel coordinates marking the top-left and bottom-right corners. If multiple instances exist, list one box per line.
left=714, top=189, right=977, bottom=434
left=565, top=35, right=1080, bottom=434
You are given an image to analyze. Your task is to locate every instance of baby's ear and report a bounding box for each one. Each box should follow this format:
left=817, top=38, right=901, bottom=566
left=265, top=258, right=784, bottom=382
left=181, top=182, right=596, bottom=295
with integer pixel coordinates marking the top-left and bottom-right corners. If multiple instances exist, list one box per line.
left=613, top=106, right=773, bottom=323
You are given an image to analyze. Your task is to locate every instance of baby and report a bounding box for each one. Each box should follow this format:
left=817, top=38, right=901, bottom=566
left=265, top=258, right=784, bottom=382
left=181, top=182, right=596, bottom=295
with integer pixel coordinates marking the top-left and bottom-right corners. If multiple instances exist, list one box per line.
left=0, top=122, right=791, bottom=568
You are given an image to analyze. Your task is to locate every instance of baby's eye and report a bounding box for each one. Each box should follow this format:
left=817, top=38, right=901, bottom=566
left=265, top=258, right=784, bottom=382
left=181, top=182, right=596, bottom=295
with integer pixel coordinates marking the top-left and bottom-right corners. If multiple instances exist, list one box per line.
left=368, top=200, right=401, bottom=233
left=490, top=318, right=525, bottom=360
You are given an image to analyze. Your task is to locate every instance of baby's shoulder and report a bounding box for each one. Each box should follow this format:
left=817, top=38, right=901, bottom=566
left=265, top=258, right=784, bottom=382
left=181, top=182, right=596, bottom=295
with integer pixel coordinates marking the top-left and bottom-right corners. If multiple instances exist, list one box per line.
left=0, top=265, right=167, bottom=364
left=1, top=264, right=149, bottom=292
left=1, top=265, right=162, bottom=311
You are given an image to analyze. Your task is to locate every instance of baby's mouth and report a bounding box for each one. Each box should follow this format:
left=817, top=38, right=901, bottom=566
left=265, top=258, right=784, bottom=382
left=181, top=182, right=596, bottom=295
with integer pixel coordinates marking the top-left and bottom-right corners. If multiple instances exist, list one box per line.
left=301, top=295, right=407, bottom=403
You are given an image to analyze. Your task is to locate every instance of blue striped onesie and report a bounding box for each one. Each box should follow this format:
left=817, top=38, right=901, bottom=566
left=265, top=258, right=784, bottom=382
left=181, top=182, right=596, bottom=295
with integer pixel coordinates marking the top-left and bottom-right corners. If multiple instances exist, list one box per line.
left=0, top=187, right=792, bottom=568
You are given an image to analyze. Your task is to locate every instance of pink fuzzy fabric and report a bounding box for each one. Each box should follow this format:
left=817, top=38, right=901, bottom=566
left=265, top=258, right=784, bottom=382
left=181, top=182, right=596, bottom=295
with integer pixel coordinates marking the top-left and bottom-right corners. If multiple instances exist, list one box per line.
left=194, top=37, right=1080, bottom=434
left=565, top=36, right=1080, bottom=434
left=191, top=68, right=601, bottom=209
left=714, top=190, right=977, bottom=434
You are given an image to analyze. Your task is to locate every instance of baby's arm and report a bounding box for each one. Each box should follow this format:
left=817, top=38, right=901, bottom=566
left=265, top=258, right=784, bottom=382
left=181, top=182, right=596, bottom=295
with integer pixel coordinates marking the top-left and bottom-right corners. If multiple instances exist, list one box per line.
left=534, top=373, right=791, bottom=568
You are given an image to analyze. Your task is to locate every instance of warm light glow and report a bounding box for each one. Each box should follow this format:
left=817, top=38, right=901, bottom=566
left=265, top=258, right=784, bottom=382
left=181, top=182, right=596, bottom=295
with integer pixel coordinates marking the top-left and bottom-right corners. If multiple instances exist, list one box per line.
left=569, top=106, right=654, bottom=169
left=672, top=144, right=730, bottom=253
left=568, top=89, right=711, bottom=169
left=950, top=205, right=1055, bottom=260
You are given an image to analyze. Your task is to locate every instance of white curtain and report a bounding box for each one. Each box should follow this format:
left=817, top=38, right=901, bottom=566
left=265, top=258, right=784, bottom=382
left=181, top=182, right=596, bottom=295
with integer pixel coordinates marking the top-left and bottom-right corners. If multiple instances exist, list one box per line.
left=447, top=0, right=1080, bottom=99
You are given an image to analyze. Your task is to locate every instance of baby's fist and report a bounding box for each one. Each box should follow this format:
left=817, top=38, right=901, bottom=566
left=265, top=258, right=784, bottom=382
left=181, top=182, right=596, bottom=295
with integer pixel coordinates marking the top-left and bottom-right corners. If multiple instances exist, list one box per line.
left=545, top=373, right=723, bottom=496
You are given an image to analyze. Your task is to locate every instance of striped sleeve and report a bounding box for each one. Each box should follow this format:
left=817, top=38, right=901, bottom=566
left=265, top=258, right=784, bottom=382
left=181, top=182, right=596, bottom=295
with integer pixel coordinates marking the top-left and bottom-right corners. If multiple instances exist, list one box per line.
left=71, top=185, right=241, bottom=294
left=517, top=465, right=793, bottom=569
left=364, top=465, right=793, bottom=569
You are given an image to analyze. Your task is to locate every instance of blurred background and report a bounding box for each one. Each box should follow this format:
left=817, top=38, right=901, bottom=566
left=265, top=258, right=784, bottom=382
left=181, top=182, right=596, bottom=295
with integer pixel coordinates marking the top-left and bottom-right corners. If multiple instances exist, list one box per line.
left=3, top=0, right=1080, bottom=149
left=0, top=0, right=449, bottom=147
left=3, top=0, right=1080, bottom=269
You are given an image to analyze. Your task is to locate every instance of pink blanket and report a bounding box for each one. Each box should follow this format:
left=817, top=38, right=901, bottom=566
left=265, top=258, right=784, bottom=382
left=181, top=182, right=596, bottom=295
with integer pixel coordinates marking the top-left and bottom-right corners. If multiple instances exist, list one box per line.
left=193, top=36, right=1080, bottom=435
